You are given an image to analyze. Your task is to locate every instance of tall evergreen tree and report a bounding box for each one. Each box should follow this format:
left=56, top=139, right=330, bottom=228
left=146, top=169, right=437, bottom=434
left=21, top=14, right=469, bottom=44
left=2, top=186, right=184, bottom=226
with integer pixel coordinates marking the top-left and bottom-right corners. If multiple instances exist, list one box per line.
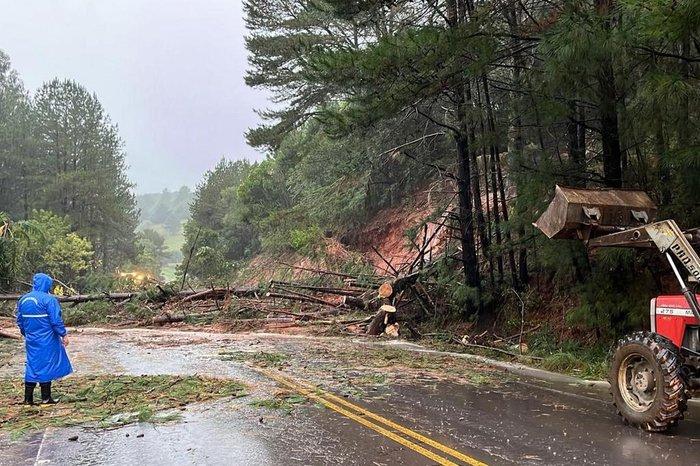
left=0, top=51, right=35, bottom=219
left=242, top=0, right=698, bottom=318
left=33, top=79, right=139, bottom=269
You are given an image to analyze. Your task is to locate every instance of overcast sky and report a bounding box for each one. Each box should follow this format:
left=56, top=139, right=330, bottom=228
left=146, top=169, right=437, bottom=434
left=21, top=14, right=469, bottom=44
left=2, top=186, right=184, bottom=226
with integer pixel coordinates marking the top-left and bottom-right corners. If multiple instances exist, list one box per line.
left=0, top=0, right=269, bottom=193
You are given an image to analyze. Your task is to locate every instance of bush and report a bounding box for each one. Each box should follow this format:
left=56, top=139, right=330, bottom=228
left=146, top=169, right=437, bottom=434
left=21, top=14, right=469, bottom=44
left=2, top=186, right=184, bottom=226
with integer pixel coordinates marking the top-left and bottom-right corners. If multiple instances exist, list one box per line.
left=569, top=248, right=655, bottom=341
left=289, top=226, right=322, bottom=252
left=63, top=301, right=113, bottom=326
left=542, top=352, right=582, bottom=372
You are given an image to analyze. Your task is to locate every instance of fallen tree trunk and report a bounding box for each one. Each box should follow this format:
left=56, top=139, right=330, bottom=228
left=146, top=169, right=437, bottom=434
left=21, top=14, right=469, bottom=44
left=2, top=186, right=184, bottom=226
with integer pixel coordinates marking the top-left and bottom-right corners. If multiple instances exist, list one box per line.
left=386, top=272, right=421, bottom=298
left=366, top=305, right=397, bottom=336
left=344, top=279, right=381, bottom=289
left=265, top=291, right=336, bottom=307
left=0, top=287, right=259, bottom=304
left=176, top=287, right=259, bottom=301
left=453, top=338, right=544, bottom=361
left=152, top=311, right=190, bottom=325
left=220, top=317, right=295, bottom=324
left=342, top=295, right=367, bottom=310
left=0, top=292, right=139, bottom=303
left=351, top=272, right=422, bottom=314
left=269, top=280, right=364, bottom=297
left=278, top=263, right=358, bottom=279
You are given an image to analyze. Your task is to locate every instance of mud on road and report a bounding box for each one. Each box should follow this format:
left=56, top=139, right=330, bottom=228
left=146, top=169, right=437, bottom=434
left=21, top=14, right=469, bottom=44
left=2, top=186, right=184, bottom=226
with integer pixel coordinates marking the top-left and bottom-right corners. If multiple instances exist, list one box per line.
left=1, top=327, right=699, bottom=465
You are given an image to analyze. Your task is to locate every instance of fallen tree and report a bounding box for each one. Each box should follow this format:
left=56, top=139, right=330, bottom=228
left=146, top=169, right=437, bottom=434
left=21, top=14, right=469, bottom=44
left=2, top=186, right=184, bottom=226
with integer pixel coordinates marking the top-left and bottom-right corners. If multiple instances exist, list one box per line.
left=0, top=292, right=139, bottom=303
left=177, top=287, right=259, bottom=302
left=0, top=263, right=432, bottom=338
left=0, top=287, right=259, bottom=304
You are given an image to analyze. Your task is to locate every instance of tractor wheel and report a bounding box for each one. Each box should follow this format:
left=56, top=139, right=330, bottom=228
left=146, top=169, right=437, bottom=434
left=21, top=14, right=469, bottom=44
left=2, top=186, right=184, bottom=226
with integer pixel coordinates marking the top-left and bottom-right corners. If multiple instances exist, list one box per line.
left=609, top=331, right=688, bottom=432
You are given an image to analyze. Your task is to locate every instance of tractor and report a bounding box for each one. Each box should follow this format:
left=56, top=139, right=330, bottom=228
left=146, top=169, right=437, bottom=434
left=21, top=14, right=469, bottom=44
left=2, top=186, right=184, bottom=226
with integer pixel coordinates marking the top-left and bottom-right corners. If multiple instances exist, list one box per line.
left=535, top=185, right=700, bottom=431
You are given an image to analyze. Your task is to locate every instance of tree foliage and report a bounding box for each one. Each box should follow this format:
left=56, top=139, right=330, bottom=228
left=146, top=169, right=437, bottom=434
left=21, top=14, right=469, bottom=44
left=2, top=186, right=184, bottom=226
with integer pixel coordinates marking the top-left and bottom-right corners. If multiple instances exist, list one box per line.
left=237, top=0, right=699, bottom=331
left=33, top=78, right=139, bottom=269
left=181, top=159, right=259, bottom=282
left=0, top=210, right=94, bottom=287
left=0, top=51, right=140, bottom=289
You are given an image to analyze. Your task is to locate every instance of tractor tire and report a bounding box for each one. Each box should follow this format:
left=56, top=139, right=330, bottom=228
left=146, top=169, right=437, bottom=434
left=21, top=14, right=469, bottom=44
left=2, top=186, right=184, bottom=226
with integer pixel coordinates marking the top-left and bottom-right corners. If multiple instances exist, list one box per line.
left=609, top=331, right=688, bottom=432
left=648, top=333, right=692, bottom=427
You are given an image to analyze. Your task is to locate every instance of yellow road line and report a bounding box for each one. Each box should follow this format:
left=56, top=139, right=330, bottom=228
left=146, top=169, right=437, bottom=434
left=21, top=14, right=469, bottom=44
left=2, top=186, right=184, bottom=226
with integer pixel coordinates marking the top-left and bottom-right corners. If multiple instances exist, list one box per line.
left=292, top=378, right=487, bottom=466
left=256, top=368, right=488, bottom=466
left=259, top=368, right=458, bottom=466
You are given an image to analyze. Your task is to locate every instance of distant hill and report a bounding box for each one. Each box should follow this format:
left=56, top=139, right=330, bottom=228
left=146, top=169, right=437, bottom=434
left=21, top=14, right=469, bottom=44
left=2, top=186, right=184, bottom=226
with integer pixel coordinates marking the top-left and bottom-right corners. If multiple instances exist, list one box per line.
left=137, top=186, right=193, bottom=235
left=136, top=186, right=193, bottom=279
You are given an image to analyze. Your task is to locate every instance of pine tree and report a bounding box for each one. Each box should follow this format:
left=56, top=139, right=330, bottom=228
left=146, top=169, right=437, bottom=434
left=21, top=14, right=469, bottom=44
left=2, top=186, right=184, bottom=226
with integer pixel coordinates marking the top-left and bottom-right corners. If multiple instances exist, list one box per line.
left=33, top=79, right=139, bottom=269
left=0, top=51, right=35, bottom=219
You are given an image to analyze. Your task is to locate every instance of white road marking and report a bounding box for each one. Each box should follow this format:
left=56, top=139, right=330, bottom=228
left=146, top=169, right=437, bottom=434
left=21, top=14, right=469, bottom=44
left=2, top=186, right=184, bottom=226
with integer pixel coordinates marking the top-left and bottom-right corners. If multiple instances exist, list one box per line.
left=34, top=427, right=50, bottom=465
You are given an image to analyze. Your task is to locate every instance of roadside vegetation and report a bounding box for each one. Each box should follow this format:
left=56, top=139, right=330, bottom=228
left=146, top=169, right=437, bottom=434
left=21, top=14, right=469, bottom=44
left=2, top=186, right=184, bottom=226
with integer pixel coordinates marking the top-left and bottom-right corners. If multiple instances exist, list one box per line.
left=0, top=375, right=247, bottom=437
left=169, top=0, right=700, bottom=370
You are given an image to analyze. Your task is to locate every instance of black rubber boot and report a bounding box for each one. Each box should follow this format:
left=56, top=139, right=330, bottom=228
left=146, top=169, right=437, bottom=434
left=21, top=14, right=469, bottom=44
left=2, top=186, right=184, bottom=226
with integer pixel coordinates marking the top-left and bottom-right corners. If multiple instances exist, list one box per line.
left=40, top=382, right=58, bottom=404
left=24, top=382, right=36, bottom=405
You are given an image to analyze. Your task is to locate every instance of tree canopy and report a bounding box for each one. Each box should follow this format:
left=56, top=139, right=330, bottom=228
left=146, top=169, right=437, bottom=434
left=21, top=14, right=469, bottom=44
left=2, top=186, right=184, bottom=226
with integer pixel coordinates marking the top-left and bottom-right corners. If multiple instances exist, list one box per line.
left=232, top=0, right=699, bottom=328
left=0, top=51, right=141, bottom=290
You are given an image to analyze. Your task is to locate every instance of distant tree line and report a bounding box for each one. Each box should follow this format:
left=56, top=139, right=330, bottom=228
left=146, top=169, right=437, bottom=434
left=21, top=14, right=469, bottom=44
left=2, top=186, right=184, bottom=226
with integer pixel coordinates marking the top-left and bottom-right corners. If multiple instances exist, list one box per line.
left=137, top=187, right=193, bottom=235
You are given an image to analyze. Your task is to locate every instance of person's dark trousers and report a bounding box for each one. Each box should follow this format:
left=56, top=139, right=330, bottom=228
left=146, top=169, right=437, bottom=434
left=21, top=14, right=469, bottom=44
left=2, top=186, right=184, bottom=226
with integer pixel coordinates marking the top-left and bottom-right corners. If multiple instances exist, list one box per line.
left=23, top=381, right=53, bottom=404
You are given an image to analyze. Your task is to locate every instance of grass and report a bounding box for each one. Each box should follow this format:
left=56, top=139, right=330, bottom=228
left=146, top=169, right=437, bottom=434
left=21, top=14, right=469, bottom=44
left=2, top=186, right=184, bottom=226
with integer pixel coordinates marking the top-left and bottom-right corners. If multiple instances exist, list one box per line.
left=540, top=352, right=608, bottom=379
left=420, top=328, right=611, bottom=381
left=250, top=392, right=307, bottom=414
left=0, top=375, right=247, bottom=437
left=63, top=301, right=114, bottom=326
left=219, top=351, right=289, bottom=367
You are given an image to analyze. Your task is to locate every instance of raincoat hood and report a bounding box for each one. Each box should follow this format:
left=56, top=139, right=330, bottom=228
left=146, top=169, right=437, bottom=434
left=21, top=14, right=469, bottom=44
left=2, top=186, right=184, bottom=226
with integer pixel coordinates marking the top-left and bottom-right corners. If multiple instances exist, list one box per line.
left=32, top=273, right=53, bottom=293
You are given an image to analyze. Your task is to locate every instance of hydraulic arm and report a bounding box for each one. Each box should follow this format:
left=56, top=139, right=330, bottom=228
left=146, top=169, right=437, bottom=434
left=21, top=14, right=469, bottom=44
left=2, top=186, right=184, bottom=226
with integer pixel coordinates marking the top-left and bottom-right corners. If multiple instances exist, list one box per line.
left=588, top=220, right=700, bottom=323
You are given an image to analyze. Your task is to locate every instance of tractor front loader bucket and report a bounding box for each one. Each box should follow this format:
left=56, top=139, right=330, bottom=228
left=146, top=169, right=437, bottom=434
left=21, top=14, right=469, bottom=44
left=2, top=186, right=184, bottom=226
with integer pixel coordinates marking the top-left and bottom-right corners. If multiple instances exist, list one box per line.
left=534, top=185, right=658, bottom=241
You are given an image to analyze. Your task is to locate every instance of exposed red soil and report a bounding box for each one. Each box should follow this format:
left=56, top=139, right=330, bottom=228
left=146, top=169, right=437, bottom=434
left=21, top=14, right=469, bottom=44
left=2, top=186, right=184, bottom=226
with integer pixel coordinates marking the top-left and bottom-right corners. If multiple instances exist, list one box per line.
left=239, top=181, right=456, bottom=281
left=347, top=180, right=455, bottom=274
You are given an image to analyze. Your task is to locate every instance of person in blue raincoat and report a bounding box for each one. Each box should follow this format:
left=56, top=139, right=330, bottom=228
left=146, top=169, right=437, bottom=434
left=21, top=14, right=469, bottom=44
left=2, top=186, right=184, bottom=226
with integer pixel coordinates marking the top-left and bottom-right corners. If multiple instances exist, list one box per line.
left=16, top=273, right=73, bottom=404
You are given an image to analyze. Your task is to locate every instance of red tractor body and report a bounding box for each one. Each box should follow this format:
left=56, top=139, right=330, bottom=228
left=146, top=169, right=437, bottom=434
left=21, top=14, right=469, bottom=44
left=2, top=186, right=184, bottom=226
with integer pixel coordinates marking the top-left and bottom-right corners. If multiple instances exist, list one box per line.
left=652, top=295, right=700, bottom=348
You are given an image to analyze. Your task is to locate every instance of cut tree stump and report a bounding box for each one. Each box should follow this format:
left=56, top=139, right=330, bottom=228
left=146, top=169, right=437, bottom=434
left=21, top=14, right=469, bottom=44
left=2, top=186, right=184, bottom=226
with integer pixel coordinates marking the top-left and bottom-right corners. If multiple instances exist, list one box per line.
left=366, top=305, right=397, bottom=336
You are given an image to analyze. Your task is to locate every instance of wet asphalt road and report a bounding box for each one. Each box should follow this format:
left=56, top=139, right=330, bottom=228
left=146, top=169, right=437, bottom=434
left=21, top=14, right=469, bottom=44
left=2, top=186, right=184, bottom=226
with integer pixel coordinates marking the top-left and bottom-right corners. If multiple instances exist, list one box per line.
left=1, top=328, right=699, bottom=465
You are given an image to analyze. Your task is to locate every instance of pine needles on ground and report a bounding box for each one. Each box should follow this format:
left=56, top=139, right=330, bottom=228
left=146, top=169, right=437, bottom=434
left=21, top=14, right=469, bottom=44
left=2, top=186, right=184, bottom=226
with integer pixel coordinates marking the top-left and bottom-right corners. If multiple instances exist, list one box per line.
left=0, top=375, right=247, bottom=437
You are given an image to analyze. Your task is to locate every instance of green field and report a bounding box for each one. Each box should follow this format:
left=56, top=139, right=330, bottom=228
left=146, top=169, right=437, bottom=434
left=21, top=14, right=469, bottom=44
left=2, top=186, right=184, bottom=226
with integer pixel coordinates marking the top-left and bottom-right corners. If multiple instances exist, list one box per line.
left=136, top=187, right=192, bottom=282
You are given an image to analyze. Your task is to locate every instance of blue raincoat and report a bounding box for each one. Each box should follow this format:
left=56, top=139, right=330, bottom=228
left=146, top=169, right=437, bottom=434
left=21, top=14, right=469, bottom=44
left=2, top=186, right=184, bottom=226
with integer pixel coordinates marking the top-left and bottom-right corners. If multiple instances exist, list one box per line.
left=16, top=273, right=73, bottom=383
